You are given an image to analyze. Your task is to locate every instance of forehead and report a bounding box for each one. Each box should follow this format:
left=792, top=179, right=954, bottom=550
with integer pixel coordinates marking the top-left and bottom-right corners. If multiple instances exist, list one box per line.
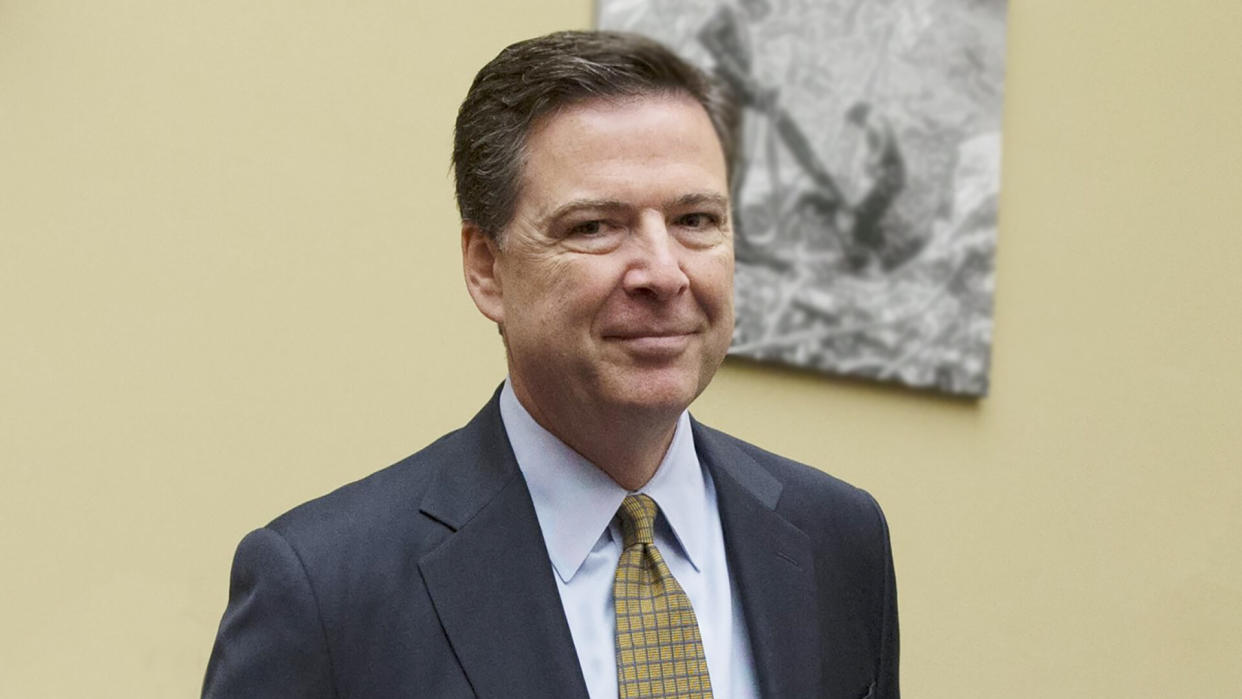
left=515, top=95, right=728, bottom=212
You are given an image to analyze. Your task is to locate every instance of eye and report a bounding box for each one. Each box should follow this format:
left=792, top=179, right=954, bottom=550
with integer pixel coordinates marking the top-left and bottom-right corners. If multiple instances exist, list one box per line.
left=568, top=220, right=606, bottom=236
left=559, top=218, right=624, bottom=253
left=675, top=212, right=720, bottom=229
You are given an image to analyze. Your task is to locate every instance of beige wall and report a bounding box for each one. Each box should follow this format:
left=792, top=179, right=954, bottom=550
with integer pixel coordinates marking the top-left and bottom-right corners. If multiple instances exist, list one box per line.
left=3, top=1, right=1240, bottom=696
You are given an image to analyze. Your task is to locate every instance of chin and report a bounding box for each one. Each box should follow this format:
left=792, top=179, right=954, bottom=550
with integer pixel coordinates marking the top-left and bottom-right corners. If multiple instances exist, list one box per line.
left=603, top=371, right=706, bottom=416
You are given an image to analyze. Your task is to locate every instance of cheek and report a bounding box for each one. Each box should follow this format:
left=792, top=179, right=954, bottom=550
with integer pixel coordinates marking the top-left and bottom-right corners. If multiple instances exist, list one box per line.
left=503, top=250, right=571, bottom=307
left=691, top=254, right=735, bottom=317
left=523, top=257, right=615, bottom=327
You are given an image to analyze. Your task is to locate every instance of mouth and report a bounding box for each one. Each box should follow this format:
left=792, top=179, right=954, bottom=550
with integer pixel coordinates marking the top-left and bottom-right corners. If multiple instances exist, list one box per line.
left=603, top=330, right=697, bottom=357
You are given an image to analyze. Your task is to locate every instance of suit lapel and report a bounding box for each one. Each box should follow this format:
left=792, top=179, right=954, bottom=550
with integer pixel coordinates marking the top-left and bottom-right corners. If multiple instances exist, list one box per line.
left=693, top=421, right=823, bottom=698
left=417, top=395, right=588, bottom=699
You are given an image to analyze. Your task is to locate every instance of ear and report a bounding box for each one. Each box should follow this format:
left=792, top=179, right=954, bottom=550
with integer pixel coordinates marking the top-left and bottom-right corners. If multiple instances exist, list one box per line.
left=461, top=222, right=505, bottom=324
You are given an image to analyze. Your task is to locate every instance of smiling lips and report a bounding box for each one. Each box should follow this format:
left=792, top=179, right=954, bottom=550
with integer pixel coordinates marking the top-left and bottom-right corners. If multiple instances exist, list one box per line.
left=603, top=329, right=698, bottom=357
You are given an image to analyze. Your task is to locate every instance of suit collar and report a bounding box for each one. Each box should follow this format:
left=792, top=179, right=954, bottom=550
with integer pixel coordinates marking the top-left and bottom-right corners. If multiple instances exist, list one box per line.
left=692, top=419, right=824, bottom=698
left=417, top=390, right=589, bottom=698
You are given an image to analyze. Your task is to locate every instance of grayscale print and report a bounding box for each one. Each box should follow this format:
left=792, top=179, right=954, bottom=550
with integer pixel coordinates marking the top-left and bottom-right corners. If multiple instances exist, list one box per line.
left=598, top=0, right=1008, bottom=396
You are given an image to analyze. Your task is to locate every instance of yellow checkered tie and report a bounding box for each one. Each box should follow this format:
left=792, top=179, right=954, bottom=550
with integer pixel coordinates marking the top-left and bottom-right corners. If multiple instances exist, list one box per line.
left=613, top=494, right=713, bottom=699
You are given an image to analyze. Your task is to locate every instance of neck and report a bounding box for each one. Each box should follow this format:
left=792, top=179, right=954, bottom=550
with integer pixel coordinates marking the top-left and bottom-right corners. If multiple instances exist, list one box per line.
left=577, top=415, right=679, bottom=491
left=511, top=384, right=681, bottom=491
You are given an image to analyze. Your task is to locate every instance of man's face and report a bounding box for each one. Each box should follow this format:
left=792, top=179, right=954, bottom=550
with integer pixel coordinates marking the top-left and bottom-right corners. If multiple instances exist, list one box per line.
left=477, top=94, right=734, bottom=427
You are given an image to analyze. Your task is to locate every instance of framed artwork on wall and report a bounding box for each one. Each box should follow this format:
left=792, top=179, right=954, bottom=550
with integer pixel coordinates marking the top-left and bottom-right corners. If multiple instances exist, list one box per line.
left=598, top=0, right=1009, bottom=396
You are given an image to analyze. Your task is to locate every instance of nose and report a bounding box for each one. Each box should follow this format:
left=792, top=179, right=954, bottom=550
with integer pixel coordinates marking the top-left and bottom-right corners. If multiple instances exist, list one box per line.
left=622, top=213, right=690, bottom=301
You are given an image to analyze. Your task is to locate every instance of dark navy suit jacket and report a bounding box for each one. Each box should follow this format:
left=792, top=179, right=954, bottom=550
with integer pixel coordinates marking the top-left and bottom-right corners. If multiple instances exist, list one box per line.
left=204, top=391, right=899, bottom=698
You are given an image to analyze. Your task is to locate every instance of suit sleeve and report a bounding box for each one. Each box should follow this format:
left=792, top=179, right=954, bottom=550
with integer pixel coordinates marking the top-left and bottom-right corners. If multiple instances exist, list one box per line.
left=867, top=492, right=901, bottom=699
left=202, top=527, right=337, bottom=698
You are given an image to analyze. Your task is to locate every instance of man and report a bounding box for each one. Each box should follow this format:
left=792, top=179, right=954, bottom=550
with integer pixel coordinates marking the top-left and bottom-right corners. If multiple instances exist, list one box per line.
left=204, top=30, right=898, bottom=699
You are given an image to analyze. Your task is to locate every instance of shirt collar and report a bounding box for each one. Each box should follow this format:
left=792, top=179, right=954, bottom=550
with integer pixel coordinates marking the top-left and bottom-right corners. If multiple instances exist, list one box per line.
left=499, top=380, right=709, bottom=584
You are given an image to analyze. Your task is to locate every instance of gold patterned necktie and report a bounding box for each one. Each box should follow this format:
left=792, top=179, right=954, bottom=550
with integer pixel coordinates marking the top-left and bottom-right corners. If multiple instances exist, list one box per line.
left=613, top=494, right=713, bottom=699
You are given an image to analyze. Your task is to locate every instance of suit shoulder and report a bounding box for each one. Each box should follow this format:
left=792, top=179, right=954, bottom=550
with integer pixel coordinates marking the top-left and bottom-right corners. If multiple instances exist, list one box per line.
left=264, top=425, right=468, bottom=550
left=695, top=422, right=890, bottom=537
left=696, top=423, right=869, bottom=497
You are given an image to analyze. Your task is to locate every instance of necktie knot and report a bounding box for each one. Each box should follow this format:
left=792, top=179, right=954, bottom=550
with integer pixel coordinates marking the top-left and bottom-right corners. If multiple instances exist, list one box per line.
left=617, top=494, right=658, bottom=549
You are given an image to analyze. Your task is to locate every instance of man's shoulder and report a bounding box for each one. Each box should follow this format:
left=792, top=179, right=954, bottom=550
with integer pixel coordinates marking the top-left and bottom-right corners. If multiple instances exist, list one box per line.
left=691, top=420, right=890, bottom=541
left=273, top=429, right=431, bottom=515
left=260, top=425, right=470, bottom=554
left=266, top=392, right=511, bottom=541
left=693, top=421, right=872, bottom=497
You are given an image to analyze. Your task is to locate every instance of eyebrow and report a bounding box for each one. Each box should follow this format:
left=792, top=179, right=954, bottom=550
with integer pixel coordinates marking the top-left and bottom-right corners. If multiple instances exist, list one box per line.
left=540, top=199, right=630, bottom=226
left=539, top=192, right=731, bottom=227
left=667, top=193, right=731, bottom=227
left=668, top=193, right=730, bottom=212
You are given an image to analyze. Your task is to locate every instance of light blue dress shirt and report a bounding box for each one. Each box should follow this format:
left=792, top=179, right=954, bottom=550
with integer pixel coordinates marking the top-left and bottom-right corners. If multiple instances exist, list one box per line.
left=499, top=381, right=759, bottom=699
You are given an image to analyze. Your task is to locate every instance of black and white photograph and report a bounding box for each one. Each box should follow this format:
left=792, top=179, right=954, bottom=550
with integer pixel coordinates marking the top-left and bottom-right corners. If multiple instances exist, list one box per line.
left=599, top=0, right=1009, bottom=395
